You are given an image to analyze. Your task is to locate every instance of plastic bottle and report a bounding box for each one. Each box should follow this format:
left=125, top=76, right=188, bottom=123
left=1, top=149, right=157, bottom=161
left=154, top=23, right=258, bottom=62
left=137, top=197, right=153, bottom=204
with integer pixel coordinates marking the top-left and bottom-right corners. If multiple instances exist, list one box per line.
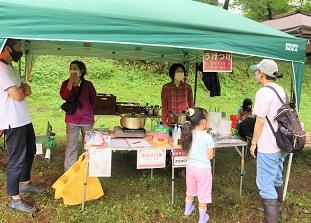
left=172, top=124, right=178, bottom=146
left=175, top=125, right=182, bottom=146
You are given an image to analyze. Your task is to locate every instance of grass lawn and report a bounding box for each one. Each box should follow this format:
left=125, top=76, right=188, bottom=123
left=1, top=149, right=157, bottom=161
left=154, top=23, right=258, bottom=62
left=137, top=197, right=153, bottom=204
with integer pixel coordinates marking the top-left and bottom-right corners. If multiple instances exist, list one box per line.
left=0, top=56, right=310, bottom=222
left=0, top=139, right=310, bottom=223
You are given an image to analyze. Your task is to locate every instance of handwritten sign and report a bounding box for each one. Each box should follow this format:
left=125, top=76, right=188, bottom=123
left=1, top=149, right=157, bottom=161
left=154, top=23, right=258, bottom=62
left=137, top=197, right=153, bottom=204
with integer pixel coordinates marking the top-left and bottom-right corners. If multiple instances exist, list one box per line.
left=203, top=51, right=232, bottom=72
left=88, top=147, right=112, bottom=177
left=172, top=148, right=187, bottom=168
left=137, top=148, right=166, bottom=169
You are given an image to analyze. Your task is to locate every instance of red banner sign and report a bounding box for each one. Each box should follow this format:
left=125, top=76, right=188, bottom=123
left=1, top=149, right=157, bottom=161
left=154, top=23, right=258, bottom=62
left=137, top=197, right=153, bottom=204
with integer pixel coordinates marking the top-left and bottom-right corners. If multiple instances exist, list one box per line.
left=203, top=51, right=232, bottom=72
left=172, top=148, right=187, bottom=168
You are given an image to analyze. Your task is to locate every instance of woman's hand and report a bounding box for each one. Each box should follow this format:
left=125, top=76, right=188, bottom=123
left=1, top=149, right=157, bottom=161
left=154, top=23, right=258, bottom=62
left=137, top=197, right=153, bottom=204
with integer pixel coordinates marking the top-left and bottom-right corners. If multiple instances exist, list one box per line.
left=67, top=71, right=79, bottom=90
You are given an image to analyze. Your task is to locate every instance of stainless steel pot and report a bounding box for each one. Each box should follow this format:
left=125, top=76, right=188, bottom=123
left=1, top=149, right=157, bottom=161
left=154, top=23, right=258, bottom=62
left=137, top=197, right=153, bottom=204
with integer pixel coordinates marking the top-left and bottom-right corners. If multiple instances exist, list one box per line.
left=172, top=112, right=187, bottom=125
left=153, top=105, right=161, bottom=116
left=120, top=113, right=146, bottom=129
left=146, top=105, right=161, bottom=116
left=146, top=106, right=154, bottom=116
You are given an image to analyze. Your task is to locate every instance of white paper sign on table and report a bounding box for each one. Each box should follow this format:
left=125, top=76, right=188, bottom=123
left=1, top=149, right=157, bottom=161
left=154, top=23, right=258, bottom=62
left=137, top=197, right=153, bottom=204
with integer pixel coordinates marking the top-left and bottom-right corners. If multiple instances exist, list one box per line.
left=88, top=148, right=112, bottom=177
left=107, top=138, right=129, bottom=148
left=137, top=148, right=166, bottom=169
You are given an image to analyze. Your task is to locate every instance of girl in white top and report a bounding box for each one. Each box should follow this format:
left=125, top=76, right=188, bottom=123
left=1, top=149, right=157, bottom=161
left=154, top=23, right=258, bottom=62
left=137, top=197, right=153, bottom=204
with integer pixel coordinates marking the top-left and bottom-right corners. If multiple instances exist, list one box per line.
left=181, top=107, right=214, bottom=223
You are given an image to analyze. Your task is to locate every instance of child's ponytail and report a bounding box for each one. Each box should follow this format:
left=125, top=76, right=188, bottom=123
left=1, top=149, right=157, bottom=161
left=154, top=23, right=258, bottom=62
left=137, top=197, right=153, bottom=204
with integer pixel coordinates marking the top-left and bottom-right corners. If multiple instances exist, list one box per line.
left=181, top=121, right=192, bottom=153
left=181, top=107, right=208, bottom=153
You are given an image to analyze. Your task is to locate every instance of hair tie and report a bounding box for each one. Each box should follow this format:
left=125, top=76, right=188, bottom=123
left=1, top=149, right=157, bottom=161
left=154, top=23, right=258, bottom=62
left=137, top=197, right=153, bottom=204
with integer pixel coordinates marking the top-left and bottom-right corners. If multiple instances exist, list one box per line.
left=186, top=108, right=195, bottom=117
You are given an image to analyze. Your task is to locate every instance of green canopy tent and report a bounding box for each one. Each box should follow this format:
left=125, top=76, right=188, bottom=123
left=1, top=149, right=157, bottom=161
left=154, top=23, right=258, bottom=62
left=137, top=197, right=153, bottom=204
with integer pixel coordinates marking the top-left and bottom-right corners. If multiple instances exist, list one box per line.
left=0, top=0, right=307, bottom=201
left=0, top=0, right=307, bottom=104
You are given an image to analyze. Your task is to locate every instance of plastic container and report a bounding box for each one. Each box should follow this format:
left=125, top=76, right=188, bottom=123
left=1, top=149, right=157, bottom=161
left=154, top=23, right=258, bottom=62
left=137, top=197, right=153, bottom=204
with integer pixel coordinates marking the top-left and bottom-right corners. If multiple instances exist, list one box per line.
left=173, top=125, right=182, bottom=146
left=218, top=119, right=232, bottom=136
left=230, top=115, right=239, bottom=129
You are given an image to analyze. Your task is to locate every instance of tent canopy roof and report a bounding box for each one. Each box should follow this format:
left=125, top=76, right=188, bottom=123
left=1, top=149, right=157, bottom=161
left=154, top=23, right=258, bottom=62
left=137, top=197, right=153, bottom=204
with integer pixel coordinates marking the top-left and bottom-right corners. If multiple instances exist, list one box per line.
left=0, top=0, right=307, bottom=63
left=0, top=0, right=307, bottom=107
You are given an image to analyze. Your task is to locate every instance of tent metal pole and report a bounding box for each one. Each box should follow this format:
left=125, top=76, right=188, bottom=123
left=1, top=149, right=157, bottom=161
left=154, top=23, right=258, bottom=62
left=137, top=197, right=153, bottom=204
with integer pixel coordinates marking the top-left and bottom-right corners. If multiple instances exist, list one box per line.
left=194, top=63, right=198, bottom=106
left=18, top=60, right=21, bottom=75
left=283, top=61, right=297, bottom=201
left=283, top=153, right=293, bottom=201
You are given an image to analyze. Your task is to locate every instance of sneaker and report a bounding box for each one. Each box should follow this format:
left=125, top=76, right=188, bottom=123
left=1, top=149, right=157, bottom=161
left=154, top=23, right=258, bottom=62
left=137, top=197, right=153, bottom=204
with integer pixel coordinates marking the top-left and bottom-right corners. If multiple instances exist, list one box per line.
left=8, top=199, right=37, bottom=213
left=19, top=182, right=44, bottom=194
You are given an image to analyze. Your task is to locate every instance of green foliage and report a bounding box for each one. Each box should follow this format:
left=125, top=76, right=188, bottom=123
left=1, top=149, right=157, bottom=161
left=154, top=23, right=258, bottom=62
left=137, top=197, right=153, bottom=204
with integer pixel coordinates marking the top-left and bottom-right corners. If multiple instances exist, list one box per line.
left=234, top=0, right=311, bottom=21
left=1, top=143, right=311, bottom=222
left=23, top=56, right=311, bottom=137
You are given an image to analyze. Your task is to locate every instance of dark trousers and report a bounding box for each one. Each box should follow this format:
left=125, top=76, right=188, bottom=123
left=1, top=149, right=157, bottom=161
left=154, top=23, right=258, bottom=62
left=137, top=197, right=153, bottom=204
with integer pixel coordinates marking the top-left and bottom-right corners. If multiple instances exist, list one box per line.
left=5, top=123, right=36, bottom=196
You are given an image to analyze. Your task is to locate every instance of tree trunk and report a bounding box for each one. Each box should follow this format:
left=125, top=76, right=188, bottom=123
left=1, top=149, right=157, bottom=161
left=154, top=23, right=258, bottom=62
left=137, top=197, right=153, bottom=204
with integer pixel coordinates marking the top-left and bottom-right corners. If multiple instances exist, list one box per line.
left=223, top=0, right=230, bottom=10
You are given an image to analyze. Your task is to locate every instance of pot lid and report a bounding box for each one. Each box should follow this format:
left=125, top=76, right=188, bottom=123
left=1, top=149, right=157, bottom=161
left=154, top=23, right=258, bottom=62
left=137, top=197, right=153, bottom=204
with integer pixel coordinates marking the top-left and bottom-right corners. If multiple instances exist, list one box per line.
left=173, top=112, right=187, bottom=116
left=122, top=113, right=145, bottom=118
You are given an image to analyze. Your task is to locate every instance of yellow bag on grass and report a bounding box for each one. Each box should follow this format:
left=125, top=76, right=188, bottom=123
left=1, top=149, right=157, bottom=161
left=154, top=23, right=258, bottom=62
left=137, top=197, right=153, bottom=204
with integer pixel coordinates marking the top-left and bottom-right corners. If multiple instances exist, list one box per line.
left=52, top=152, right=104, bottom=206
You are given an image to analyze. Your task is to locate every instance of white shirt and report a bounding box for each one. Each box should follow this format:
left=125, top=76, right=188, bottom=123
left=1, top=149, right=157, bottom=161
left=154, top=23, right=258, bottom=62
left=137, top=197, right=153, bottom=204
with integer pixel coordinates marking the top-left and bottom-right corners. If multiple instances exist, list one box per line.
left=253, top=82, right=286, bottom=153
left=0, top=62, right=31, bottom=129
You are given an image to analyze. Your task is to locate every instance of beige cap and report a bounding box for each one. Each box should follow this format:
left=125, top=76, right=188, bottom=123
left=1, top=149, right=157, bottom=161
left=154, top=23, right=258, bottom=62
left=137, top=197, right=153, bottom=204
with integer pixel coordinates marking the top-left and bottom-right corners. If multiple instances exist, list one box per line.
left=250, top=59, right=278, bottom=77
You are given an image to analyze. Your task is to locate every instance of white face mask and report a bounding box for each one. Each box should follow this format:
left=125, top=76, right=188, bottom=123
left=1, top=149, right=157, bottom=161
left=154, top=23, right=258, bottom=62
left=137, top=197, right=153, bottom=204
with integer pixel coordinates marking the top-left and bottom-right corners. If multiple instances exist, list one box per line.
left=174, top=72, right=184, bottom=82
left=70, top=69, right=81, bottom=77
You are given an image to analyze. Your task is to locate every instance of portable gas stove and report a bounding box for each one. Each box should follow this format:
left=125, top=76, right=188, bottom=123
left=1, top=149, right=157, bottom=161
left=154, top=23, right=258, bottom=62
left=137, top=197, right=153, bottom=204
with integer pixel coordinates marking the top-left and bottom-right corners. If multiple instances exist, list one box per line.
left=114, top=126, right=146, bottom=138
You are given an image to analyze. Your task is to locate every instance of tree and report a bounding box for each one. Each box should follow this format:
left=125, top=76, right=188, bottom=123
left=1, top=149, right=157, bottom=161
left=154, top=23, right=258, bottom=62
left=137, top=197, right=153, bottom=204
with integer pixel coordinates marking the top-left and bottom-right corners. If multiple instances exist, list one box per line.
left=234, top=0, right=311, bottom=22
left=196, top=0, right=231, bottom=10
left=223, top=0, right=231, bottom=10
left=196, top=0, right=219, bottom=6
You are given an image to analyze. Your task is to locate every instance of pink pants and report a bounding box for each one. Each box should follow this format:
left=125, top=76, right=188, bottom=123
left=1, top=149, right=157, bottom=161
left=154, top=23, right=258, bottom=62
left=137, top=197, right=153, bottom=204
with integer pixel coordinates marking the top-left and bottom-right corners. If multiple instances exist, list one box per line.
left=186, top=164, right=212, bottom=203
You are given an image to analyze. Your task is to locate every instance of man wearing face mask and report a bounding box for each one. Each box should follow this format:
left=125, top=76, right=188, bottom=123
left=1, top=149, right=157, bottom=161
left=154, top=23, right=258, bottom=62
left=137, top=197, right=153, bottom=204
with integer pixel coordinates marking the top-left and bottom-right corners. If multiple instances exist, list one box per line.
left=161, top=63, right=193, bottom=126
left=250, top=59, right=288, bottom=223
left=0, top=39, right=43, bottom=213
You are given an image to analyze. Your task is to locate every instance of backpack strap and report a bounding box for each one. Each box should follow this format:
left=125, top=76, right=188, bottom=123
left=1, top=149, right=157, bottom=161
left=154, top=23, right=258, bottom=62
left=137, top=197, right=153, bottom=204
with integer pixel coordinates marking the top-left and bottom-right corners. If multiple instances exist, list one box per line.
left=264, top=85, right=288, bottom=104
left=264, top=85, right=288, bottom=140
left=266, top=116, right=276, bottom=137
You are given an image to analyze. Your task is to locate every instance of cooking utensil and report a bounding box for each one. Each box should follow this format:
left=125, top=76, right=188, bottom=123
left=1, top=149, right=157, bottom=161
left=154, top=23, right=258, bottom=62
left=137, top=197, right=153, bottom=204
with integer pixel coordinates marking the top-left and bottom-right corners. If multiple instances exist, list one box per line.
left=172, top=112, right=187, bottom=125
left=120, top=113, right=146, bottom=129
left=146, top=106, right=154, bottom=116
left=145, top=105, right=161, bottom=116
left=153, top=105, right=161, bottom=116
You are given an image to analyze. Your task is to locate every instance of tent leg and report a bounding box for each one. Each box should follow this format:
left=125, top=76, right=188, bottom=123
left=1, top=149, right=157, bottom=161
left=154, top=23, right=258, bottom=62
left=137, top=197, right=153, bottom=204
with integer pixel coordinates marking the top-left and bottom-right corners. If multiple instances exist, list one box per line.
left=82, top=151, right=89, bottom=211
left=283, top=153, right=293, bottom=201
left=194, top=63, right=198, bottom=106
left=171, top=166, right=175, bottom=205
